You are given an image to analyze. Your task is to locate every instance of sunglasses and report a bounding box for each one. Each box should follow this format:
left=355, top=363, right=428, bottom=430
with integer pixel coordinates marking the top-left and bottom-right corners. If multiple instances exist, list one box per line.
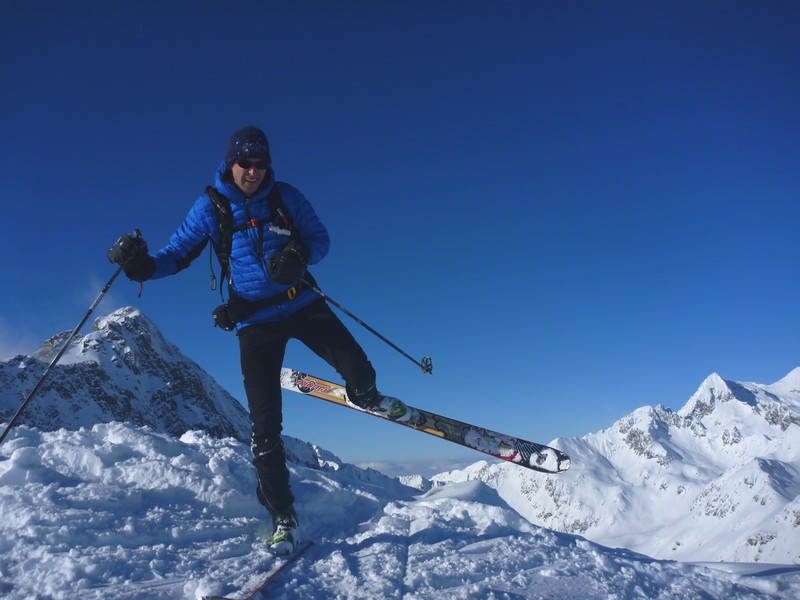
left=236, top=159, right=268, bottom=170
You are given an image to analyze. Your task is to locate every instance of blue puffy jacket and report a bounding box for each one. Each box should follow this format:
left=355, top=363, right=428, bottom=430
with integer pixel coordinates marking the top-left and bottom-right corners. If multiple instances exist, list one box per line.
left=148, top=161, right=330, bottom=328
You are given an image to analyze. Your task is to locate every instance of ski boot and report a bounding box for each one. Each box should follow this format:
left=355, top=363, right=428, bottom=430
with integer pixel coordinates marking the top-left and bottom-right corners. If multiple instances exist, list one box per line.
left=268, top=508, right=299, bottom=555
left=350, top=386, right=423, bottom=425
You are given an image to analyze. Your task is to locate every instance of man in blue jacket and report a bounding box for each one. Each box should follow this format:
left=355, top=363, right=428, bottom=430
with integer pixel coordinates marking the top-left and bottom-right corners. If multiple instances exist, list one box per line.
left=109, top=126, right=410, bottom=554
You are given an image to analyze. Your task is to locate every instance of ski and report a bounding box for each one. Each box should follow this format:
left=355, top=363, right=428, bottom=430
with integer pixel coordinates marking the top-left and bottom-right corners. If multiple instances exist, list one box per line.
left=280, top=368, right=570, bottom=474
left=199, top=541, right=313, bottom=600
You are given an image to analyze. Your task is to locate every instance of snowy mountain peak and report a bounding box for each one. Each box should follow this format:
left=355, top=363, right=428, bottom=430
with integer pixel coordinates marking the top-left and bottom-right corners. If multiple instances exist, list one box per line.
left=0, top=306, right=251, bottom=442
left=679, top=372, right=743, bottom=420
left=768, top=367, right=800, bottom=402
left=677, top=369, right=800, bottom=434
left=93, top=305, right=165, bottom=346
left=436, top=367, right=800, bottom=565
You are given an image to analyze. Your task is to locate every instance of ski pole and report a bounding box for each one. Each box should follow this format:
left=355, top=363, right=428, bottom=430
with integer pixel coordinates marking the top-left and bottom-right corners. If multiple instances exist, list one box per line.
left=302, top=277, right=433, bottom=375
left=0, top=264, right=125, bottom=446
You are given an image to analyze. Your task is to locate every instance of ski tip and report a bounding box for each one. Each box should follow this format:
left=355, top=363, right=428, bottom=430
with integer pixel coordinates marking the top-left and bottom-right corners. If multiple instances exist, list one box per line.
left=529, top=448, right=571, bottom=474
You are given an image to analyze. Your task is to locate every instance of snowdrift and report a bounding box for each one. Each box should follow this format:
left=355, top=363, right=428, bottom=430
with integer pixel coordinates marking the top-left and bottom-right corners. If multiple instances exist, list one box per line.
left=2, top=422, right=797, bottom=599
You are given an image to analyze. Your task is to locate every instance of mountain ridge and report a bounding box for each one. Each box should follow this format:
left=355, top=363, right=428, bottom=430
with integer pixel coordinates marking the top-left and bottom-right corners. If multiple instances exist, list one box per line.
left=2, top=307, right=797, bottom=566
left=0, top=306, right=251, bottom=443
left=434, top=367, right=800, bottom=564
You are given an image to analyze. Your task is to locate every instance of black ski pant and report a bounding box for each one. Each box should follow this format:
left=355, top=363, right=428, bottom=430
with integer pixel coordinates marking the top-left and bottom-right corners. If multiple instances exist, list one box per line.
left=237, top=298, right=376, bottom=516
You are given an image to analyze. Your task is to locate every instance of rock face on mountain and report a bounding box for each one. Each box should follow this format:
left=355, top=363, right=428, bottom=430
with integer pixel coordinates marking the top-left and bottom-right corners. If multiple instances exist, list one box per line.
left=0, top=307, right=251, bottom=442
left=434, top=368, right=800, bottom=564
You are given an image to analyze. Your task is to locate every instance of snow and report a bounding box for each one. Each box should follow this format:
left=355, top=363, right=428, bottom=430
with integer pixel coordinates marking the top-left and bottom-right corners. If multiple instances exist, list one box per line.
left=432, top=369, right=800, bottom=566
left=2, top=309, right=799, bottom=598
left=2, top=422, right=799, bottom=599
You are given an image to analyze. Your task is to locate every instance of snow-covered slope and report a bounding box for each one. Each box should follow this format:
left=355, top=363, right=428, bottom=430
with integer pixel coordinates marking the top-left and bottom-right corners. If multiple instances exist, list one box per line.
left=434, top=369, right=800, bottom=564
left=0, top=307, right=251, bottom=442
left=2, top=422, right=797, bottom=599
left=2, top=308, right=799, bottom=598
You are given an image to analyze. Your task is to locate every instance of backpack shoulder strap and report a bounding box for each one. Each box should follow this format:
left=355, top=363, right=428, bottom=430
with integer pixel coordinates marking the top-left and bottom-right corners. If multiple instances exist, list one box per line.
left=205, top=186, right=233, bottom=298
left=267, top=183, right=296, bottom=237
left=267, top=184, right=318, bottom=288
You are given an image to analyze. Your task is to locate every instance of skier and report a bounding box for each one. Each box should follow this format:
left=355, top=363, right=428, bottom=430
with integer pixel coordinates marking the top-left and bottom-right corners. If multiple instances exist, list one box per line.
left=108, top=125, right=412, bottom=554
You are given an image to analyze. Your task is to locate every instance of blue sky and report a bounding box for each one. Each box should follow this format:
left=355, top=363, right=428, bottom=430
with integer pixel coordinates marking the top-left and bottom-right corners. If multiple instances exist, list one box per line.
left=2, top=1, right=798, bottom=467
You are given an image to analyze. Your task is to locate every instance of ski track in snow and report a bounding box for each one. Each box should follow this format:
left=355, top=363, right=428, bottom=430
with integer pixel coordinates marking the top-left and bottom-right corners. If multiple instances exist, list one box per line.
left=1, top=422, right=798, bottom=599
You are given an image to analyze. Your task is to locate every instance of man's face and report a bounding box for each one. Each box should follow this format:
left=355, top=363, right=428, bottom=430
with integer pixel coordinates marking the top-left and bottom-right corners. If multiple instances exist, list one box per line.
left=231, top=159, right=268, bottom=196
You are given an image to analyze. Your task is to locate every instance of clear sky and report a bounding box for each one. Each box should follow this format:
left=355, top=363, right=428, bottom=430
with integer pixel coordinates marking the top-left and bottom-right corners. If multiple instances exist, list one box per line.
left=1, top=1, right=798, bottom=467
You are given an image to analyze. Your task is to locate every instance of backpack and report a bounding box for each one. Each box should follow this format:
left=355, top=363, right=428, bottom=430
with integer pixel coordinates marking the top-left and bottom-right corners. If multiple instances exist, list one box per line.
left=205, top=184, right=296, bottom=302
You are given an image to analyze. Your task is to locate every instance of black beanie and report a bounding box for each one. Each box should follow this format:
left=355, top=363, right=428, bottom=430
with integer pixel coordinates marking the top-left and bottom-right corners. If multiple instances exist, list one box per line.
left=225, top=126, right=271, bottom=169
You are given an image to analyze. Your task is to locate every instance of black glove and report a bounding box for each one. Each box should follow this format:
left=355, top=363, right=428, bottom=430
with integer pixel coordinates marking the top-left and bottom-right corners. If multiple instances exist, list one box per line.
left=108, top=233, right=155, bottom=282
left=212, top=304, right=236, bottom=331
left=267, top=241, right=309, bottom=285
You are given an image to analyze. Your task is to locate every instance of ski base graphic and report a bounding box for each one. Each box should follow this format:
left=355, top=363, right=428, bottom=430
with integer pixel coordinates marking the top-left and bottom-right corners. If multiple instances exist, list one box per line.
left=280, top=368, right=570, bottom=474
